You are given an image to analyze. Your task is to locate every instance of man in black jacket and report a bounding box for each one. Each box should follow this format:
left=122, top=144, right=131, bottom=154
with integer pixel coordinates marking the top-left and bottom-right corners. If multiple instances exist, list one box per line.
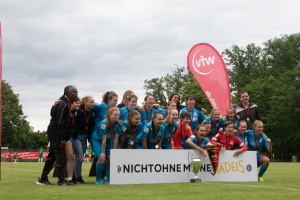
left=234, top=91, right=261, bottom=130
left=36, top=85, right=78, bottom=186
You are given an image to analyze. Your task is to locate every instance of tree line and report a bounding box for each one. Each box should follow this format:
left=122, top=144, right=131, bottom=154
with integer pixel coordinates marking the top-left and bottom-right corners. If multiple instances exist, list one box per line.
left=1, top=80, right=48, bottom=149
left=144, top=33, right=300, bottom=160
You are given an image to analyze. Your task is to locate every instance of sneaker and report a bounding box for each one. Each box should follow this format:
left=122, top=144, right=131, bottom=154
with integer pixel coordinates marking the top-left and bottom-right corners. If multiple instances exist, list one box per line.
left=57, top=180, right=75, bottom=186
left=258, top=177, right=263, bottom=182
left=36, top=177, right=51, bottom=185
left=76, top=176, right=86, bottom=184
left=105, top=179, right=110, bottom=184
left=66, top=180, right=75, bottom=186
left=95, top=180, right=102, bottom=185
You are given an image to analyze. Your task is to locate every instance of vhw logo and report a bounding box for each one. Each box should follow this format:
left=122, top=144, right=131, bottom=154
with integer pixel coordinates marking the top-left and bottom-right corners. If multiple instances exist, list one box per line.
left=192, top=49, right=215, bottom=75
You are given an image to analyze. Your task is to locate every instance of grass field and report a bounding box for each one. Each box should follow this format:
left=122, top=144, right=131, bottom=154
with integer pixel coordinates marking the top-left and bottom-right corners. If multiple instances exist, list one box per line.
left=0, top=162, right=299, bottom=200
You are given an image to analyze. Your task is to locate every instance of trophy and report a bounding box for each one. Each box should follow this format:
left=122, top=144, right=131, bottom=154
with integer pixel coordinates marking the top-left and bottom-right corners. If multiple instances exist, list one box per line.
left=190, top=158, right=201, bottom=183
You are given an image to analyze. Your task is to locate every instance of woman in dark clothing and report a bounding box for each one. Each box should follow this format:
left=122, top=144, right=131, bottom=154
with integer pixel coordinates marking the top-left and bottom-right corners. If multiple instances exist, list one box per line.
left=71, top=95, right=95, bottom=184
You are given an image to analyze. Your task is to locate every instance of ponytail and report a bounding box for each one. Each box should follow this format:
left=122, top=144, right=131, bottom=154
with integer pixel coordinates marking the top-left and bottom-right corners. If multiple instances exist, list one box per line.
left=80, top=95, right=93, bottom=107
left=102, top=91, right=118, bottom=104
left=121, top=90, right=134, bottom=105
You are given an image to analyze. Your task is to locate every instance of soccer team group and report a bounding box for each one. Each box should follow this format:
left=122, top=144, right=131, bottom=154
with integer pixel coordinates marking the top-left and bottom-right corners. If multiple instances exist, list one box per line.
left=36, top=86, right=272, bottom=186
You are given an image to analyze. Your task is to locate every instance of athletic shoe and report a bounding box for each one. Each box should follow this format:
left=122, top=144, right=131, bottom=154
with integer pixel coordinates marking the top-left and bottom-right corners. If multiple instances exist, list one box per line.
left=105, top=179, right=110, bottom=184
left=57, top=180, right=75, bottom=186
left=95, top=180, right=102, bottom=185
left=36, top=177, right=51, bottom=185
left=76, top=176, right=86, bottom=184
left=100, top=178, right=105, bottom=184
left=67, top=180, right=75, bottom=185
left=72, top=175, right=77, bottom=184
left=258, top=177, right=263, bottom=182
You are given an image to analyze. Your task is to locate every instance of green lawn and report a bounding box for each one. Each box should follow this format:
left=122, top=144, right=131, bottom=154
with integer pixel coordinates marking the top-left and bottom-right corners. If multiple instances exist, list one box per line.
left=0, top=162, right=299, bottom=200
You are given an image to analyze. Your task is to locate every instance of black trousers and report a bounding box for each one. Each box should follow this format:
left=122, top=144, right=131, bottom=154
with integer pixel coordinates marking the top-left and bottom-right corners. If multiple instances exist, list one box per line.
left=40, top=136, right=66, bottom=182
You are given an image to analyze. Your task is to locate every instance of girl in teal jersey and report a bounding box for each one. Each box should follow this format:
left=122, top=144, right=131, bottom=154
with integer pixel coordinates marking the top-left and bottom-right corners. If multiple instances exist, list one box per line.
left=179, top=96, right=206, bottom=133
left=91, top=91, right=118, bottom=179
left=159, top=101, right=177, bottom=119
left=161, top=109, right=178, bottom=149
left=223, top=106, right=239, bottom=131
left=233, top=120, right=248, bottom=150
left=186, top=124, right=209, bottom=157
left=203, top=108, right=225, bottom=139
left=117, top=90, right=133, bottom=109
left=202, top=121, right=211, bottom=137
left=140, top=95, right=159, bottom=126
left=247, top=120, right=272, bottom=181
left=93, top=91, right=118, bottom=126
left=120, top=111, right=142, bottom=149
left=134, top=112, right=164, bottom=149
left=119, top=93, right=139, bottom=121
left=91, top=107, right=122, bottom=185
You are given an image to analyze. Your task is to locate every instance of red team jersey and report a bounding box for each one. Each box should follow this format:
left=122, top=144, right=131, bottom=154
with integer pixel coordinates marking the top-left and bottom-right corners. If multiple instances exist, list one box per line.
left=172, top=121, right=193, bottom=149
left=210, top=131, right=247, bottom=151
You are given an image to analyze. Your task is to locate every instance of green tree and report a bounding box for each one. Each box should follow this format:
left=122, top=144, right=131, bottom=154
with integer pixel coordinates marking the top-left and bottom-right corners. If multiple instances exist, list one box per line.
left=181, top=77, right=211, bottom=113
left=224, top=33, right=300, bottom=159
left=143, top=66, right=191, bottom=105
left=2, top=80, right=30, bottom=148
left=222, top=43, right=268, bottom=101
left=263, top=33, right=300, bottom=76
left=25, top=130, right=49, bottom=149
left=144, top=65, right=211, bottom=112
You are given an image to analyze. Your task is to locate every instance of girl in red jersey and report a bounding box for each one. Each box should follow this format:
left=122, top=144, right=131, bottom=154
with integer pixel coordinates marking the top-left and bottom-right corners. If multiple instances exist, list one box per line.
left=210, top=121, right=247, bottom=157
left=172, top=112, right=193, bottom=149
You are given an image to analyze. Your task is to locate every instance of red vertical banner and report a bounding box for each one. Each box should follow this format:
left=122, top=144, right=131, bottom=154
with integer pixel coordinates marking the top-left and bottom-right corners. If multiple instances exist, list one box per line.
left=187, top=43, right=231, bottom=116
left=0, top=22, right=2, bottom=181
left=0, top=22, right=2, bottom=146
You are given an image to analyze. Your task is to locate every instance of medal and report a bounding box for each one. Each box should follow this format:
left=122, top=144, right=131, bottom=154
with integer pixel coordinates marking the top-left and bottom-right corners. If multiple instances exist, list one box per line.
left=155, top=145, right=159, bottom=149
left=171, top=140, right=174, bottom=145
left=85, top=126, right=88, bottom=130
left=145, top=108, right=152, bottom=123
left=130, top=141, right=134, bottom=146
left=244, top=106, right=250, bottom=122
left=256, top=151, right=258, bottom=154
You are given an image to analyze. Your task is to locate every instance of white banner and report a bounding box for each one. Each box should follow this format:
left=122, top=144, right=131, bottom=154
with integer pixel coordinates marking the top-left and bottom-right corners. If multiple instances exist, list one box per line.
left=110, top=149, right=257, bottom=184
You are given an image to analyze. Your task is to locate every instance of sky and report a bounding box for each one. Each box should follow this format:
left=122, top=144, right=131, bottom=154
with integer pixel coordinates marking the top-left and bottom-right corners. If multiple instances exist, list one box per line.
left=1, top=0, right=300, bottom=131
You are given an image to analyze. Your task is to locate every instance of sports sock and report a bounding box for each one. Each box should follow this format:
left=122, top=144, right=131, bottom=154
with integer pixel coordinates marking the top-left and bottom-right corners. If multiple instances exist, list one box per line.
left=106, top=163, right=110, bottom=182
left=258, top=165, right=268, bottom=177
left=96, top=162, right=104, bottom=182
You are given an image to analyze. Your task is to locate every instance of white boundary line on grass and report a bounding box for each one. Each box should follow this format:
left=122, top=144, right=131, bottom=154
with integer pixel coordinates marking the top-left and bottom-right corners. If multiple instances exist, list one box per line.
left=205, top=183, right=299, bottom=191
